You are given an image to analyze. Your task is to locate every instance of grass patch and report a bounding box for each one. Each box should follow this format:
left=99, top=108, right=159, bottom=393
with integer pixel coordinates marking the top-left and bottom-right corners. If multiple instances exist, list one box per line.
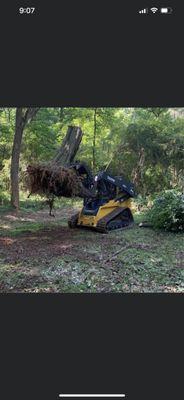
left=0, top=207, right=183, bottom=292
left=0, top=191, right=83, bottom=212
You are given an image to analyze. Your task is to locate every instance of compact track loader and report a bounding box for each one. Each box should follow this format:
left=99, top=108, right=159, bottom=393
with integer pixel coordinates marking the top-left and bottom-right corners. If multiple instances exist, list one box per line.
left=68, top=162, right=135, bottom=233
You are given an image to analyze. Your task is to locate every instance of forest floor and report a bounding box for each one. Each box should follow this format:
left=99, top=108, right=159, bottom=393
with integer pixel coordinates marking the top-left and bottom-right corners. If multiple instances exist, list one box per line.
left=0, top=202, right=183, bottom=293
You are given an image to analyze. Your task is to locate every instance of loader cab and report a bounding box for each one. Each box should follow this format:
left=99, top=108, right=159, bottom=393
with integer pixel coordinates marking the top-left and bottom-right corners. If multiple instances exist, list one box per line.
left=82, top=197, right=107, bottom=216
left=82, top=173, right=134, bottom=216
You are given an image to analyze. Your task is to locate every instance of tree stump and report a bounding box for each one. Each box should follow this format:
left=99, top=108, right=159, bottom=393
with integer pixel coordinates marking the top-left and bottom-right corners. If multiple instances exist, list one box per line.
left=53, top=126, right=83, bottom=166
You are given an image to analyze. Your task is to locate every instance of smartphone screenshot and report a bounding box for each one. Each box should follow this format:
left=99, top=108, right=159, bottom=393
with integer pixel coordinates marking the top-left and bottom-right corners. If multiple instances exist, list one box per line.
left=0, top=1, right=183, bottom=399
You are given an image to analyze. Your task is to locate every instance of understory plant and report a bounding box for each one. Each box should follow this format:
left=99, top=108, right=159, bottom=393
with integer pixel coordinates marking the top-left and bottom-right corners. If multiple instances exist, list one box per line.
left=147, top=190, right=184, bottom=232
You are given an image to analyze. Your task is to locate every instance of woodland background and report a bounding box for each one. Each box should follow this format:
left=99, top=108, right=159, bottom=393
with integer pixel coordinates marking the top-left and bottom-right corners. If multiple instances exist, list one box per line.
left=0, top=108, right=183, bottom=293
left=0, top=107, right=183, bottom=205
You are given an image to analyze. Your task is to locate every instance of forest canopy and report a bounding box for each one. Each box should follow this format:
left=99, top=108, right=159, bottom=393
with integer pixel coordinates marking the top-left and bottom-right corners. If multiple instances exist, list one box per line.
left=0, top=107, right=184, bottom=206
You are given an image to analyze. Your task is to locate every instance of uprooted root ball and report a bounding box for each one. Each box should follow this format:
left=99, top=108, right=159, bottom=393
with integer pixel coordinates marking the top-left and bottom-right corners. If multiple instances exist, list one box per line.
left=26, top=164, right=88, bottom=198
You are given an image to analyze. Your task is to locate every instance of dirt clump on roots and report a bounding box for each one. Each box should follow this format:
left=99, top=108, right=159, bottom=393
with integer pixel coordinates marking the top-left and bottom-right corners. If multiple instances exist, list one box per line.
left=26, top=164, right=88, bottom=199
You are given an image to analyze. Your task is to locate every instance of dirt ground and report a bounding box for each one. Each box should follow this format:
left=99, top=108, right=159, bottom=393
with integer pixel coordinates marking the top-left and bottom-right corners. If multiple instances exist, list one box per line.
left=0, top=206, right=183, bottom=292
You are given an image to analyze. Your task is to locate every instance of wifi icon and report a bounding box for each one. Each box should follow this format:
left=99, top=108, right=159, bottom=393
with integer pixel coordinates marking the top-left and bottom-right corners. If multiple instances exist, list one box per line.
left=150, top=7, right=158, bottom=13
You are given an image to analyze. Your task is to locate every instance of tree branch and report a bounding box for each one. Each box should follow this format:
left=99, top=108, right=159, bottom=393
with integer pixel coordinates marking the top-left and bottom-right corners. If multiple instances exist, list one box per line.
left=23, top=107, right=40, bottom=126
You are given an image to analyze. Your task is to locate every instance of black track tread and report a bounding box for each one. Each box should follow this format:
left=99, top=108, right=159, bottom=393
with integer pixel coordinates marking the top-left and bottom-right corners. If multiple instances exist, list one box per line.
left=96, top=207, right=132, bottom=233
left=68, top=212, right=79, bottom=228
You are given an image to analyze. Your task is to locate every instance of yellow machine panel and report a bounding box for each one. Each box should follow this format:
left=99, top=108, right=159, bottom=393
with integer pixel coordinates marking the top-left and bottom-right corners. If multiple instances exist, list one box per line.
left=77, top=198, right=132, bottom=228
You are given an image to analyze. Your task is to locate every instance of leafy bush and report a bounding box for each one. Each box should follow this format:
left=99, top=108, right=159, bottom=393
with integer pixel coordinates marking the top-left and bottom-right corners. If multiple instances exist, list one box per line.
left=147, top=190, right=184, bottom=232
left=133, top=195, right=149, bottom=212
left=0, top=189, right=10, bottom=205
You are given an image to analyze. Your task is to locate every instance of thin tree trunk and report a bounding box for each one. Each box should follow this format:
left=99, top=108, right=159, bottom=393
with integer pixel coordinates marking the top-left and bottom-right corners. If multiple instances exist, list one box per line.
left=10, top=107, right=39, bottom=210
left=92, top=108, right=97, bottom=169
left=10, top=109, right=24, bottom=209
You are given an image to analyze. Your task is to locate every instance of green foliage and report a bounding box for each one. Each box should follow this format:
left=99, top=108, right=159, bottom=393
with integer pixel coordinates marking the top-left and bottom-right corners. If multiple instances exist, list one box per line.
left=109, top=109, right=184, bottom=194
left=0, top=189, right=10, bottom=206
left=147, top=190, right=184, bottom=232
left=0, top=107, right=184, bottom=202
left=133, top=195, right=149, bottom=211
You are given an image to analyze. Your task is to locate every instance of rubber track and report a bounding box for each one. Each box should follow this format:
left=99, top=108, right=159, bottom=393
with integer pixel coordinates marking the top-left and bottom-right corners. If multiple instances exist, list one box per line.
left=96, top=207, right=130, bottom=233
left=68, top=212, right=79, bottom=228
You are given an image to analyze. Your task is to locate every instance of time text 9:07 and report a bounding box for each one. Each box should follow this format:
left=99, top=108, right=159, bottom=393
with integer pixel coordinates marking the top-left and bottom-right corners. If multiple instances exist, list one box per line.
left=19, top=7, right=35, bottom=14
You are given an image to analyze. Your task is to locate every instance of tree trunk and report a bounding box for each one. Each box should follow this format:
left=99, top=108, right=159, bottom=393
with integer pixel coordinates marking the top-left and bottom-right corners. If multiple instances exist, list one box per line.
left=11, top=107, right=39, bottom=209
left=92, top=108, right=97, bottom=169
left=132, top=147, right=145, bottom=191
left=53, top=126, right=83, bottom=166
left=11, top=110, right=23, bottom=209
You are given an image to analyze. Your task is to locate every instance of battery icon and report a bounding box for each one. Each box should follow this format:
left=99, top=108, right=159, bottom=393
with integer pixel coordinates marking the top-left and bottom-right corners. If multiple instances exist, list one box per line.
left=160, top=7, right=173, bottom=14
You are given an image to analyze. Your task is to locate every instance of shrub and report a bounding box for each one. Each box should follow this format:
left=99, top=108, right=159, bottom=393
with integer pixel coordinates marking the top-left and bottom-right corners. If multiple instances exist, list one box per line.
left=0, top=189, right=10, bottom=205
left=147, top=190, right=184, bottom=232
left=133, top=195, right=149, bottom=212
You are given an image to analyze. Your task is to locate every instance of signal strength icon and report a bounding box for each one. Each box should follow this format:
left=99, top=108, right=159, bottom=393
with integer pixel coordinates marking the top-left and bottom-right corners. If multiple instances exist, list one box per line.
left=139, top=8, right=148, bottom=14
left=150, top=7, right=158, bottom=13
